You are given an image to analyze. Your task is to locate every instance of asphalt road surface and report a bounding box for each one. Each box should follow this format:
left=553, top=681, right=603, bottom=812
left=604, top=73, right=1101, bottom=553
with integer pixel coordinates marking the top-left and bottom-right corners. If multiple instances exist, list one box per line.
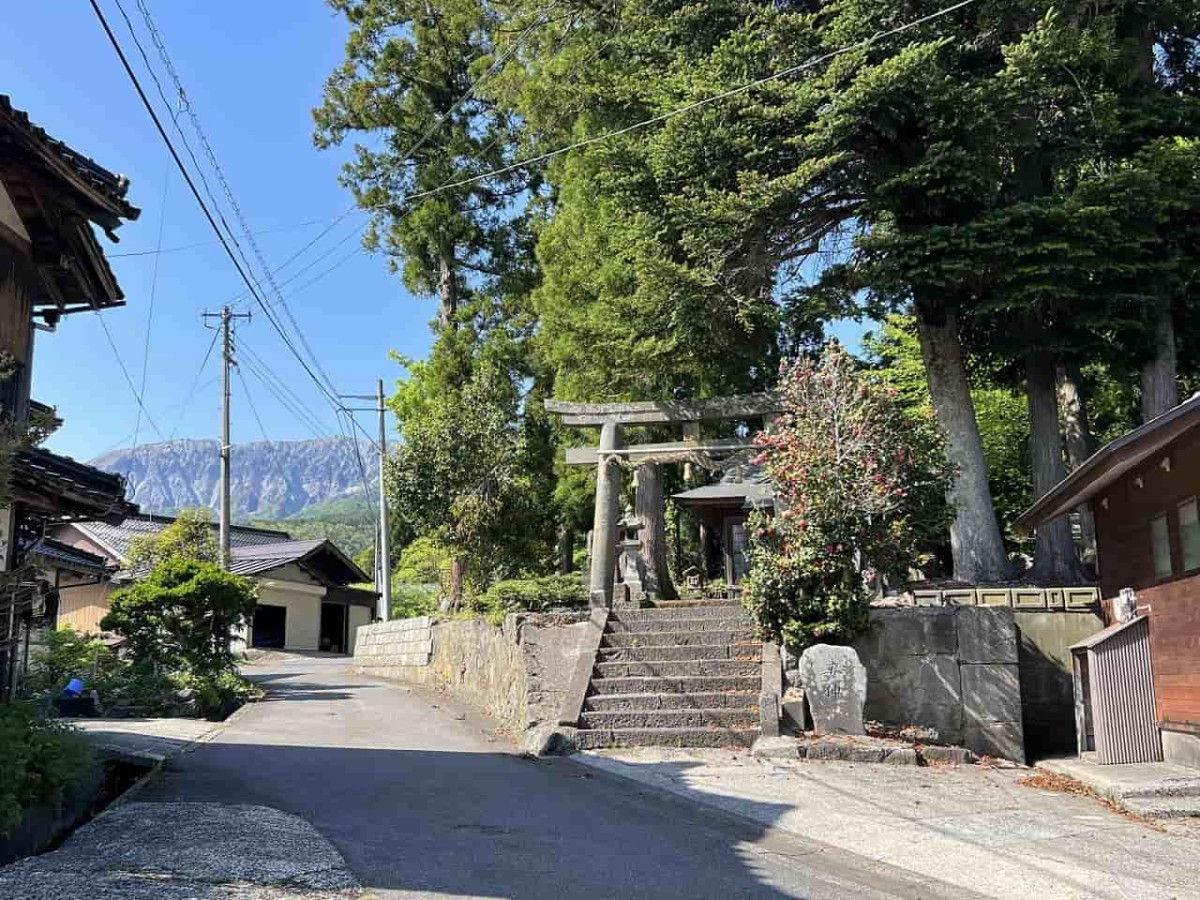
left=142, top=655, right=981, bottom=899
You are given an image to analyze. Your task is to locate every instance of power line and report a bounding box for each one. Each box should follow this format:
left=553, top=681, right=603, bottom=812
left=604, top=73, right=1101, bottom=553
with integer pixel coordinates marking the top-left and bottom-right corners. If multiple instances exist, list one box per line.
left=132, top=161, right=170, bottom=450
left=234, top=363, right=271, bottom=445
left=124, top=0, right=340, bottom=398
left=96, top=310, right=167, bottom=443
left=107, top=218, right=332, bottom=258
left=383, top=0, right=981, bottom=209
left=238, top=339, right=334, bottom=438
left=239, top=357, right=327, bottom=441
left=89, top=0, right=351, bottom=421
left=168, top=327, right=220, bottom=440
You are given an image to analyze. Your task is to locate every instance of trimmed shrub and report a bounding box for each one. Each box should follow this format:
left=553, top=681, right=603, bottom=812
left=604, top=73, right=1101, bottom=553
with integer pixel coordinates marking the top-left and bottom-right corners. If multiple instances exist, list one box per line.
left=477, top=574, right=586, bottom=615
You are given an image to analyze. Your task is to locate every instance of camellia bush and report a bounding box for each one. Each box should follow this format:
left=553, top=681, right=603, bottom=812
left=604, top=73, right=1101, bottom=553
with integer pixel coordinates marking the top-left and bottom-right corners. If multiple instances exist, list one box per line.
left=743, top=344, right=953, bottom=649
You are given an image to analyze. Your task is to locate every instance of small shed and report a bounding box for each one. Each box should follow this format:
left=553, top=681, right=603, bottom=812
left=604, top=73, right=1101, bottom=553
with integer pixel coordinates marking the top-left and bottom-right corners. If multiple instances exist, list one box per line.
left=1070, top=616, right=1163, bottom=764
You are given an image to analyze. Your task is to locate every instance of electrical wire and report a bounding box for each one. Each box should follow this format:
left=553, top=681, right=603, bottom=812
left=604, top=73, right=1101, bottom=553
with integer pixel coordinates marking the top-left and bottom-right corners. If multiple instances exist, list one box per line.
left=107, top=218, right=330, bottom=258
left=122, top=0, right=340, bottom=398
left=132, top=161, right=170, bottom=449
left=96, top=310, right=167, bottom=443
left=234, top=362, right=271, bottom=445
left=89, top=0, right=351, bottom=422
left=168, top=327, right=220, bottom=440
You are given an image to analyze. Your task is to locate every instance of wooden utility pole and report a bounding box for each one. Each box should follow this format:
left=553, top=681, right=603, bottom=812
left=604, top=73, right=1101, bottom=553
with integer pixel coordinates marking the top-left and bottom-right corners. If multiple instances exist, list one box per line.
left=203, top=306, right=250, bottom=568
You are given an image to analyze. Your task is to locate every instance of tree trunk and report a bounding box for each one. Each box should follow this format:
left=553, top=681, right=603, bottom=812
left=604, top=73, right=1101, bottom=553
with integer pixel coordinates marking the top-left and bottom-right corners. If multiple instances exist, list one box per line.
left=635, top=463, right=678, bottom=600
left=1027, top=349, right=1084, bottom=583
left=1055, top=364, right=1097, bottom=568
left=441, top=555, right=465, bottom=612
left=437, top=249, right=459, bottom=331
left=1140, top=298, right=1178, bottom=422
left=556, top=523, right=573, bottom=574
left=915, top=308, right=1010, bottom=583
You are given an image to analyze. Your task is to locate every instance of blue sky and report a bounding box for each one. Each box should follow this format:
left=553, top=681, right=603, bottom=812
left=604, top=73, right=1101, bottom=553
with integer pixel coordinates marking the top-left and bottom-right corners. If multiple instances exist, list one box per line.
left=8, top=2, right=431, bottom=461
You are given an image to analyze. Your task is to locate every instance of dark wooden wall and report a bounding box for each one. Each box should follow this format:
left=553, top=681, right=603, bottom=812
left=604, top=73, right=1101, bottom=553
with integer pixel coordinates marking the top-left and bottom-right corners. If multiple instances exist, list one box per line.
left=1093, top=427, right=1200, bottom=597
left=1091, top=427, right=1200, bottom=728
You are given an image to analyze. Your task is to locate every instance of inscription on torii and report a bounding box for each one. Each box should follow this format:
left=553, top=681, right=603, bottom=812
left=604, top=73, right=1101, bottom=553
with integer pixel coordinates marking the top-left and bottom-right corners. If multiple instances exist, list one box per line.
left=544, top=393, right=781, bottom=608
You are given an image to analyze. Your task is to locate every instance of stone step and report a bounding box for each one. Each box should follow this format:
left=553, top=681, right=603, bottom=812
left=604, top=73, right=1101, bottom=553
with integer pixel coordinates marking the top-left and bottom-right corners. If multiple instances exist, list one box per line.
left=606, top=618, right=752, bottom=635
left=597, top=643, right=760, bottom=663
left=575, top=726, right=757, bottom=750
left=584, top=691, right=759, bottom=711
left=580, top=708, right=759, bottom=730
left=1119, top=795, right=1200, bottom=819
left=613, top=604, right=750, bottom=621
left=591, top=675, right=761, bottom=695
left=602, top=630, right=756, bottom=648
left=595, top=659, right=760, bottom=678
left=648, top=599, right=744, bottom=609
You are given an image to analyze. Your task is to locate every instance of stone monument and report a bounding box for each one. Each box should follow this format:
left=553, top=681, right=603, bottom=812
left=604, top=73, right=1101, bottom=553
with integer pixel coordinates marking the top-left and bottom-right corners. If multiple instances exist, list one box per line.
left=798, top=644, right=868, bottom=735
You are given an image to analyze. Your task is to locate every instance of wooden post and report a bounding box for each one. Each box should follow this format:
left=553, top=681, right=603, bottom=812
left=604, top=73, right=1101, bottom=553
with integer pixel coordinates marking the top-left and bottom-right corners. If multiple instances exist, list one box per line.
left=589, top=421, right=623, bottom=607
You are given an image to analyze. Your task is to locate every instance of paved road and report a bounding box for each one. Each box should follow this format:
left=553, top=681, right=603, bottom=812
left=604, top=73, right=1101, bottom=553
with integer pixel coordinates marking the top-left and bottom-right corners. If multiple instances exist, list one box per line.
left=142, top=657, right=977, bottom=899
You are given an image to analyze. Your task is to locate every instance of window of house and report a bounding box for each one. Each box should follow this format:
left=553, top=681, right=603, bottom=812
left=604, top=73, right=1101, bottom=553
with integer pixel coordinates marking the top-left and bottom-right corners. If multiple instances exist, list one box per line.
left=1180, top=498, right=1200, bottom=572
left=1151, top=513, right=1173, bottom=580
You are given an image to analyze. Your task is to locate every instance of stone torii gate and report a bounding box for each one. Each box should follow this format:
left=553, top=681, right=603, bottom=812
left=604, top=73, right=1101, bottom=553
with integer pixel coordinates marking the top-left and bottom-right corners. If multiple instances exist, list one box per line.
left=545, top=394, right=781, bottom=608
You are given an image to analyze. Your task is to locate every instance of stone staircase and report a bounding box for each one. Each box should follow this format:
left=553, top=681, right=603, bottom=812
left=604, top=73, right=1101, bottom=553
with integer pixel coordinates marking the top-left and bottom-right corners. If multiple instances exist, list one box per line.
left=574, top=600, right=762, bottom=749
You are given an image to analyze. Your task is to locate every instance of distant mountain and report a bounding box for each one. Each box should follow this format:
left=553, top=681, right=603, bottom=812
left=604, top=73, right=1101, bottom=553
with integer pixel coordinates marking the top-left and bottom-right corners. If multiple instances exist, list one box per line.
left=90, top=437, right=377, bottom=521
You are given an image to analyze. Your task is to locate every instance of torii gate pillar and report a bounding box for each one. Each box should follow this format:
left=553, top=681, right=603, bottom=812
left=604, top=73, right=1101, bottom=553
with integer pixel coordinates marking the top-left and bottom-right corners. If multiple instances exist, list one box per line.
left=589, top=421, right=623, bottom=607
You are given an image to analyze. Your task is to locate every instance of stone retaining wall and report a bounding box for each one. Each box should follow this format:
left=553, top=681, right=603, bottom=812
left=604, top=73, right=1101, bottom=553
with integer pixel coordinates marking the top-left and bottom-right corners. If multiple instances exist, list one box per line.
left=846, top=607, right=1027, bottom=762
left=353, top=612, right=592, bottom=751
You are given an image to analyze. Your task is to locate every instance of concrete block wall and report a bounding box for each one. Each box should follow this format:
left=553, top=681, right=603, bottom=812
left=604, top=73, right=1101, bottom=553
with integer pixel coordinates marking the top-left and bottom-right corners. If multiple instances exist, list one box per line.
left=849, top=607, right=1026, bottom=762
left=354, top=616, right=434, bottom=670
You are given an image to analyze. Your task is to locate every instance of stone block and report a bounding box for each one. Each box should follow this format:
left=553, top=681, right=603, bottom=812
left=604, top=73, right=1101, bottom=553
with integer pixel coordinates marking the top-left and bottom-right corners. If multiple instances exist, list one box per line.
left=912, top=589, right=943, bottom=607
left=963, top=719, right=1024, bottom=763
left=751, top=736, right=801, bottom=760
left=1065, top=587, right=1100, bottom=609
left=961, top=664, right=1022, bottom=724
left=977, top=588, right=1011, bottom=607
left=781, top=698, right=808, bottom=734
left=858, top=608, right=957, bottom=657
left=1012, top=589, right=1047, bottom=610
left=919, top=746, right=973, bottom=765
left=847, top=746, right=887, bottom=763
left=884, top=748, right=919, bottom=766
left=860, top=653, right=963, bottom=744
left=798, top=645, right=867, bottom=735
left=943, top=589, right=977, bottom=606
left=956, top=607, right=1018, bottom=664
left=806, top=738, right=846, bottom=760
left=759, top=692, right=781, bottom=738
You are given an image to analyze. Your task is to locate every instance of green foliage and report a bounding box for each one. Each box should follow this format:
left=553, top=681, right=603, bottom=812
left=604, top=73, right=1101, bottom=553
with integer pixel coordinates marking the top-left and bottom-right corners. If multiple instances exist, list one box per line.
left=864, top=315, right=1032, bottom=538
left=102, top=559, right=256, bottom=678
left=476, top=574, right=586, bottom=615
left=743, top=346, right=953, bottom=648
left=0, top=702, right=97, bottom=836
left=394, top=535, right=451, bottom=586
left=391, top=584, right=440, bottom=620
left=252, top=497, right=377, bottom=560
left=388, top=343, right=555, bottom=601
left=127, top=508, right=218, bottom=572
left=23, top=627, right=124, bottom=699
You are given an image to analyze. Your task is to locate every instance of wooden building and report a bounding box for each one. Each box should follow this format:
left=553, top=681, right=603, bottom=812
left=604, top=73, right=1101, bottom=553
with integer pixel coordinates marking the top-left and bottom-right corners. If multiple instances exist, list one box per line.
left=672, top=465, right=774, bottom=586
left=1017, top=394, right=1200, bottom=769
left=0, top=95, right=140, bottom=694
left=49, top=516, right=378, bottom=655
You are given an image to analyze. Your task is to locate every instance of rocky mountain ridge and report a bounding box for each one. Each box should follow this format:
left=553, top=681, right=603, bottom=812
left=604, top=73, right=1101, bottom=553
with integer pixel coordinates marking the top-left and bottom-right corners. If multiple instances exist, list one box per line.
left=90, top=436, right=375, bottom=520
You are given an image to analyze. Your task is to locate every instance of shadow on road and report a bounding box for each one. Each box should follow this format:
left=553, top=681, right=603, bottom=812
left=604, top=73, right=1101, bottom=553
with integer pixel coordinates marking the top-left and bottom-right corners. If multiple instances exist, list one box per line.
left=139, top=741, right=887, bottom=899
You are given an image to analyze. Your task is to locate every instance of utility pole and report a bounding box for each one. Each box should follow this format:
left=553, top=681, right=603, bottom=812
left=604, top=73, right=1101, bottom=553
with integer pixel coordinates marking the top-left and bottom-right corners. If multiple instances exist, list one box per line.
left=203, top=306, right=251, bottom=568
left=342, top=383, right=391, bottom=621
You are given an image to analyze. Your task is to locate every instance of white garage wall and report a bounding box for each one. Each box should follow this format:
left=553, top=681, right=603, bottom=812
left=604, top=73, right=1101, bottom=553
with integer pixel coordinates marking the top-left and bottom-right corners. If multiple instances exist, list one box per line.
left=347, top=605, right=373, bottom=654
